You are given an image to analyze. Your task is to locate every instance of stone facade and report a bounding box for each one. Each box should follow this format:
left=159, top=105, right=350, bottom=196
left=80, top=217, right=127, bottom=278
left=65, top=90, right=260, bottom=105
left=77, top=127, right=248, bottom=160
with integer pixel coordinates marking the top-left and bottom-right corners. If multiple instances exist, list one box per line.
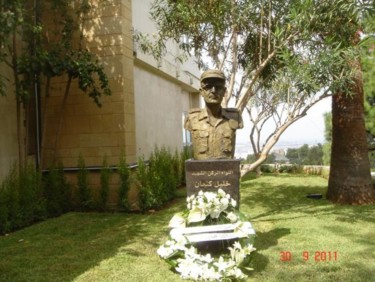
left=42, top=0, right=137, bottom=168
left=0, top=0, right=200, bottom=207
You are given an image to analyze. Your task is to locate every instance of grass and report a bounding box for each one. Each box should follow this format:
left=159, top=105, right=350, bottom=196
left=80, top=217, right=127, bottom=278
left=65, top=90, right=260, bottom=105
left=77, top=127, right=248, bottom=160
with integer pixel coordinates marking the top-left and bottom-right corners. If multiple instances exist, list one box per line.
left=0, top=174, right=374, bottom=282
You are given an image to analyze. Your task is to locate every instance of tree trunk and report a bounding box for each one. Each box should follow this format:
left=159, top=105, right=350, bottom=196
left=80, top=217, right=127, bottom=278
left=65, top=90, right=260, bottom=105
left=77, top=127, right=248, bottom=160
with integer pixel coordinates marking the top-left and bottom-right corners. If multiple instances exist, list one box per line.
left=327, top=61, right=375, bottom=205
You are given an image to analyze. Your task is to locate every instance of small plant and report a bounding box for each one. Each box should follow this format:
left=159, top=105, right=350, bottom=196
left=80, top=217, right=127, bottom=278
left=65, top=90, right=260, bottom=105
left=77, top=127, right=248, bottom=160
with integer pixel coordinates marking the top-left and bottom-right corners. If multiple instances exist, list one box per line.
left=118, top=152, right=131, bottom=211
left=77, top=154, right=92, bottom=211
left=99, top=156, right=111, bottom=211
left=0, top=165, right=19, bottom=233
left=137, top=156, right=155, bottom=211
left=137, top=147, right=186, bottom=212
left=260, top=164, right=275, bottom=173
left=43, top=163, right=72, bottom=217
left=180, top=146, right=191, bottom=185
left=19, top=163, right=46, bottom=224
left=0, top=163, right=46, bottom=234
left=172, top=150, right=182, bottom=187
left=278, top=164, right=303, bottom=174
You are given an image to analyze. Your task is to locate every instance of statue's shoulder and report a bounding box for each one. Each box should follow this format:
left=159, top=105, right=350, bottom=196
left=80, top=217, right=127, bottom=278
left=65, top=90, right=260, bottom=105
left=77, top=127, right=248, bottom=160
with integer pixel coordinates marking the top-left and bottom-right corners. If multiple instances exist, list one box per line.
left=223, top=108, right=243, bottom=129
left=223, top=107, right=241, bottom=119
left=188, top=108, right=202, bottom=114
left=184, top=108, right=202, bottom=130
left=187, top=108, right=203, bottom=120
left=223, top=108, right=240, bottom=114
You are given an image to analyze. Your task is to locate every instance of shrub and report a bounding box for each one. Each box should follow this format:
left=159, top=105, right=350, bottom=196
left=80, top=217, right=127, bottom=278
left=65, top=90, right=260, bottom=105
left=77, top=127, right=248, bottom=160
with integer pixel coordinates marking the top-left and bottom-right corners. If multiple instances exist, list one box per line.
left=43, top=163, right=72, bottom=217
left=180, top=146, right=192, bottom=185
left=137, top=147, right=183, bottom=212
left=137, top=157, right=156, bottom=211
left=0, top=166, right=19, bottom=233
left=279, top=164, right=303, bottom=174
left=261, top=164, right=275, bottom=173
left=77, top=154, right=93, bottom=211
left=99, top=156, right=111, bottom=211
left=0, top=163, right=46, bottom=234
left=172, top=150, right=182, bottom=187
left=118, top=152, right=131, bottom=211
left=18, top=163, right=46, bottom=224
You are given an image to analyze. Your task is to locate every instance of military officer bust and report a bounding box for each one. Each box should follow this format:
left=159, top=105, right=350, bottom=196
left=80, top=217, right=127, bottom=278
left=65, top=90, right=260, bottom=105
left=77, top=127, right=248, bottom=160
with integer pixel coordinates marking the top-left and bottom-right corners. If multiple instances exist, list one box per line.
left=184, top=69, right=243, bottom=160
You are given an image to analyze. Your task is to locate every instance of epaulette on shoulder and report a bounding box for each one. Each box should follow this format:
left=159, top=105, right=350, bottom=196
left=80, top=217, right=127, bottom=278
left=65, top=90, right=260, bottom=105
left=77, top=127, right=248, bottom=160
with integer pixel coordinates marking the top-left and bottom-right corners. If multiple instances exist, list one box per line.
left=189, top=108, right=202, bottom=114
left=223, top=107, right=239, bottom=113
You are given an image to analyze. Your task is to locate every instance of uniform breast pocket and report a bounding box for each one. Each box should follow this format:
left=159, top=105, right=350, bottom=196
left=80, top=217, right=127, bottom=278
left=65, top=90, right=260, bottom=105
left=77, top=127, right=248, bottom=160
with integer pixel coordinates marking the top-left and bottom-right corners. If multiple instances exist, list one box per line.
left=221, top=130, right=233, bottom=153
left=197, top=131, right=209, bottom=153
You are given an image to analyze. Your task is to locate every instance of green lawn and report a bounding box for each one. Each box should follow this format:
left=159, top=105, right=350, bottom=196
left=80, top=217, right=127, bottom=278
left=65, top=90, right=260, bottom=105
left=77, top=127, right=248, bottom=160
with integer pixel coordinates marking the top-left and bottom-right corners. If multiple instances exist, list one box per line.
left=0, top=174, right=374, bottom=282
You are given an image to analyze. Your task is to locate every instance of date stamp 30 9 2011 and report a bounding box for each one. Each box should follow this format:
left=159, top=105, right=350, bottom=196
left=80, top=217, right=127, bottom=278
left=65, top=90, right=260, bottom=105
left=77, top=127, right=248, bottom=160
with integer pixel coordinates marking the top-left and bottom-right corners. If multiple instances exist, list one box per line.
left=280, top=251, right=338, bottom=262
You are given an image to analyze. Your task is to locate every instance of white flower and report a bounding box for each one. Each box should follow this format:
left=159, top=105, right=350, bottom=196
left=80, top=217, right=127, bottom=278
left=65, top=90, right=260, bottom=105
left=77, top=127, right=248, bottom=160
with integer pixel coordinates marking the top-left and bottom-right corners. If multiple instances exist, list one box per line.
left=157, top=245, right=174, bottom=258
left=164, top=240, right=175, bottom=246
left=170, top=233, right=188, bottom=250
left=168, top=213, right=186, bottom=228
left=204, top=191, right=216, bottom=202
left=231, top=199, right=237, bottom=208
left=201, top=266, right=221, bottom=280
left=226, top=211, right=238, bottom=223
left=235, top=241, right=243, bottom=248
left=234, top=221, right=255, bottom=237
left=219, top=198, right=229, bottom=211
left=188, top=207, right=206, bottom=223
left=185, top=246, right=198, bottom=256
left=244, top=244, right=256, bottom=255
left=229, top=267, right=246, bottom=279
left=201, top=253, right=214, bottom=263
left=213, top=198, right=221, bottom=207
left=218, top=189, right=226, bottom=197
left=233, top=250, right=247, bottom=264
left=228, top=241, right=246, bottom=263
left=220, top=197, right=229, bottom=207
left=214, top=256, right=228, bottom=272
left=187, top=194, right=195, bottom=203
left=209, top=208, right=221, bottom=219
left=176, top=256, right=203, bottom=280
left=214, top=256, right=235, bottom=272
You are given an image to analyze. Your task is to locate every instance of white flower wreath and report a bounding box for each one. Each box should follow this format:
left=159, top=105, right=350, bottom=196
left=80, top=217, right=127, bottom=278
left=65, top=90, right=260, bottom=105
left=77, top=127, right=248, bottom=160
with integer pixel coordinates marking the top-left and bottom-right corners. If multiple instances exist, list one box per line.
left=157, top=189, right=256, bottom=281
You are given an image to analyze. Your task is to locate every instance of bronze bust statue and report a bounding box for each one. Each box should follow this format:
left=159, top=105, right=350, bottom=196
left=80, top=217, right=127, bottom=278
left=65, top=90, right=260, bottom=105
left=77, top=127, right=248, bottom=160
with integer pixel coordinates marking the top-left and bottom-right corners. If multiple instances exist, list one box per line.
left=184, top=69, right=243, bottom=160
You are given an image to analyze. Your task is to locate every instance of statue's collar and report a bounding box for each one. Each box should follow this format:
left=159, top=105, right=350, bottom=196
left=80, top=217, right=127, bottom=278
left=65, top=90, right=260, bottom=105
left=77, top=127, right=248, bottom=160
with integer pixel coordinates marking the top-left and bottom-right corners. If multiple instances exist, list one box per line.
left=198, top=108, right=230, bottom=121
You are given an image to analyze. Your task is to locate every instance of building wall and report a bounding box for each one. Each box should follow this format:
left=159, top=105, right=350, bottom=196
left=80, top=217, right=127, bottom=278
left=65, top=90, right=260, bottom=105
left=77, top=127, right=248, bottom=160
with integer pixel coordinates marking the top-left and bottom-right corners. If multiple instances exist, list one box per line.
left=132, top=0, right=200, bottom=158
left=0, top=65, right=18, bottom=180
left=134, top=65, right=198, bottom=157
left=0, top=0, right=201, bottom=191
left=42, top=0, right=137, bottom=168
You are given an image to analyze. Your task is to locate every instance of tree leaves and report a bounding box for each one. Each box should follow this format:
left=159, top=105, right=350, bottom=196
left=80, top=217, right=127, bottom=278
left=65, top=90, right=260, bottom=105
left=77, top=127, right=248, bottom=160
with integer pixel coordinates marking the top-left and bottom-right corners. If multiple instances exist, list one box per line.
left=0, top=0, right=111, bottom=105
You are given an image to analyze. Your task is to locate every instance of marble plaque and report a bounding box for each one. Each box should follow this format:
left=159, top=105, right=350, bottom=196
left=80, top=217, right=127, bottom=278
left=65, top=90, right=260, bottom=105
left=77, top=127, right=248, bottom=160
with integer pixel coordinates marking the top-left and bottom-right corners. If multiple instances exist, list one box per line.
left=185, top=159, right=240, bottom=204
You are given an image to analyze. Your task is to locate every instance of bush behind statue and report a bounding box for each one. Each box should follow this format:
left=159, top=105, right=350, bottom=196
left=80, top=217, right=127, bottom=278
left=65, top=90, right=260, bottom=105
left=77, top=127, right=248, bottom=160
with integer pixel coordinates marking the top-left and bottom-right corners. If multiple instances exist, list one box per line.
left=137, top=146, right=187, bottom=212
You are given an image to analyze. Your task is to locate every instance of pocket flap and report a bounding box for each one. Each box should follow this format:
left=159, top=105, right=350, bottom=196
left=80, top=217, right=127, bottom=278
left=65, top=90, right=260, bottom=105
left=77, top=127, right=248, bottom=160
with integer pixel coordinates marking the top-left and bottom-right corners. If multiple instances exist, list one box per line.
left=199, top=131, right=209, bottom=138
left=223, top=131, right=232, bottom=138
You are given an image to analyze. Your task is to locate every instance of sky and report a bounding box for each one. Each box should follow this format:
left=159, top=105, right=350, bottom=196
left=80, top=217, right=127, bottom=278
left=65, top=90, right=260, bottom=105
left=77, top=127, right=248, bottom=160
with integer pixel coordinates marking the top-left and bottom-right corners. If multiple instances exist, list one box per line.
left=235, top=96, right=332, bottom=158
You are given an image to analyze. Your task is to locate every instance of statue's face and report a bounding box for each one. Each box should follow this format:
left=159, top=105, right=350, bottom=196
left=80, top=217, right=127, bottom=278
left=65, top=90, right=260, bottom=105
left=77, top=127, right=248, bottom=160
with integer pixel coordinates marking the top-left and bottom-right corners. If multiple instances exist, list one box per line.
left=200, top=78, right=226, bottom=105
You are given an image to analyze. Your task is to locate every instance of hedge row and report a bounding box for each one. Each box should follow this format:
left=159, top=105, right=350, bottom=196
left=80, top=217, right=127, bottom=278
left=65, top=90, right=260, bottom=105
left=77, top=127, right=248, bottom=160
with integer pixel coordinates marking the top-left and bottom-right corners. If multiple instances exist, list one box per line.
left=0, top=147, right=189, bottom=234
left=260, top=164, right=330, bottom=177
